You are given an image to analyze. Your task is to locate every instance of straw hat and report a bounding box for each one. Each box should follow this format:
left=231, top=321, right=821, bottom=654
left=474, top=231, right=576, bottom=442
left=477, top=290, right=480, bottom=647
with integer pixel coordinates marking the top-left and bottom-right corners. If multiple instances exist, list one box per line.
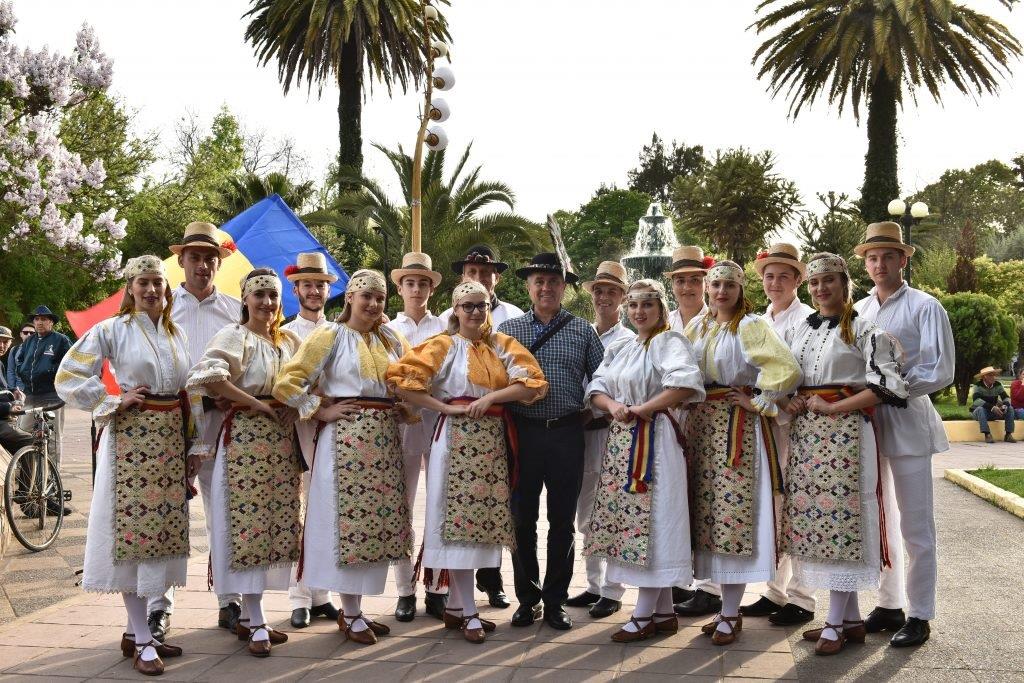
left=853, top=221, right=916, bottom=257
left=753, top=242, right=807, bottom=277
left=975, top=366, right=1001, bottom=381
left=285, top=251, right=339, bottom=283
left=664, top=246, right=713, bottom=278
left=391, top=252, right=442, bottom=287
left=583, top=261, right=629, bottom=294
left=169, top=222, right=235, bottom=259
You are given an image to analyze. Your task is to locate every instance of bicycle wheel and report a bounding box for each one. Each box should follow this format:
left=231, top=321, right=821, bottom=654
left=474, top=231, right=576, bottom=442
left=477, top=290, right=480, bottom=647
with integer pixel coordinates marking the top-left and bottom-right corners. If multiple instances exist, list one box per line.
left=4, top=446, right=64, bottom=552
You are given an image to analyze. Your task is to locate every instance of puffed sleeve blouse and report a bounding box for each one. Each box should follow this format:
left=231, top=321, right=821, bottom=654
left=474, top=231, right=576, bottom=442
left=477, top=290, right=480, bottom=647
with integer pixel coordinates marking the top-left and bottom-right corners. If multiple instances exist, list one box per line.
left=386, top=332, right=548, bottom=403
left=585, top=330, right=705, bottom=408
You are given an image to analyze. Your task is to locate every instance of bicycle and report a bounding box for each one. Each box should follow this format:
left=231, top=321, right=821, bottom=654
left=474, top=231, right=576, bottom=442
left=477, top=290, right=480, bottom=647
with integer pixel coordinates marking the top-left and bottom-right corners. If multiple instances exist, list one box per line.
left=3, top=401, right=69, bottom=551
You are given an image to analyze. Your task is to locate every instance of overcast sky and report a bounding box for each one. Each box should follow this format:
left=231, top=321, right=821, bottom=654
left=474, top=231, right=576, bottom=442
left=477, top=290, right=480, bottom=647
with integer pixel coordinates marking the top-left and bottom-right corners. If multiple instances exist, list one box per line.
left=11, top=0, right=1024, bottom=225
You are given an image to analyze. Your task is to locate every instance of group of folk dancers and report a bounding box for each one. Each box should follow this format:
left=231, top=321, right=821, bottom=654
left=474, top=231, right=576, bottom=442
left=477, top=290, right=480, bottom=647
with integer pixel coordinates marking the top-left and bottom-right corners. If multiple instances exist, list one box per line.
left=54, top=219, right=951, bottom=675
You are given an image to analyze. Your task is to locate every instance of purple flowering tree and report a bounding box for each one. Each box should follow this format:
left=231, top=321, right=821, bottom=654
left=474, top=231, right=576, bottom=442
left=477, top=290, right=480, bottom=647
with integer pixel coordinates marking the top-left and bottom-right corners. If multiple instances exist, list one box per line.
left=1, top=1, right=125, bottom=278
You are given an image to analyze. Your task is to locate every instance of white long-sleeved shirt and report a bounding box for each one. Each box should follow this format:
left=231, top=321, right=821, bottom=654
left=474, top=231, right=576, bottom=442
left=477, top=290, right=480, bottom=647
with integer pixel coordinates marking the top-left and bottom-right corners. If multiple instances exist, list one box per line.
left=170, top=285, right=240, bottom=366
left=763, top=297, right=815, bottom=337
left=282, top=314, right=327, bottom=342
left=386, top=311, right=445, bottom=347
left=855, top=282, right=954, bottom=457
left=669, top=305, right=709, bottom=334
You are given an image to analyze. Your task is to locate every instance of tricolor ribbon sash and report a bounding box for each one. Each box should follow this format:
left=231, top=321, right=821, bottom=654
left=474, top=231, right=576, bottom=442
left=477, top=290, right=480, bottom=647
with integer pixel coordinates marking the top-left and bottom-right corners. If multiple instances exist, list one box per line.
left=704, top=385, right=784, bottom=495
left=622, top=409, right=686, bottom=494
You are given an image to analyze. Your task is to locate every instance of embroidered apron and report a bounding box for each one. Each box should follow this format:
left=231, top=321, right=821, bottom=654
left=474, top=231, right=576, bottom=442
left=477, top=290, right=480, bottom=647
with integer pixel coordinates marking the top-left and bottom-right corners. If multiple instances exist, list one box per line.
left=221, top=399, right=302, bottom=571
left=434, top=398, right=517, bottom=549
left=112, top=395, right=190, bottom=564
left=332, top=399, right=413, bottom=566
left=781, top=386, right=891, bottom=566
left=585, top=412, right=685, bottom=567
left=685, top=386, right=782, bottom=557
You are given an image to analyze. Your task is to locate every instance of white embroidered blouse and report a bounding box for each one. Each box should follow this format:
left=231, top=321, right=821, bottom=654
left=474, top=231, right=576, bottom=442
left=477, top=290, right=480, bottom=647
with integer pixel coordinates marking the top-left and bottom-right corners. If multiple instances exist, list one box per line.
left=586, top=330, right=706, bottom=409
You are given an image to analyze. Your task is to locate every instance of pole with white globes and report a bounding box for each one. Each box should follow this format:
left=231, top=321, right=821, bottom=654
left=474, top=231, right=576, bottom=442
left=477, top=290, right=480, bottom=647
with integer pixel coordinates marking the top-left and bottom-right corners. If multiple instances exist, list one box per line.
left=411, top=1, right=452, bottom=253
left=887, top=198, right=929, bottom=286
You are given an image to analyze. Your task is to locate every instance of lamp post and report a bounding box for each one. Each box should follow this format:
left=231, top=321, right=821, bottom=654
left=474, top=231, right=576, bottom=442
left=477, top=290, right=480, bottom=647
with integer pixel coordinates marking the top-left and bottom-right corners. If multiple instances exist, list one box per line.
left=887, top=198, right=929, bottom=286
left=410, top=1, right=452, bottom=253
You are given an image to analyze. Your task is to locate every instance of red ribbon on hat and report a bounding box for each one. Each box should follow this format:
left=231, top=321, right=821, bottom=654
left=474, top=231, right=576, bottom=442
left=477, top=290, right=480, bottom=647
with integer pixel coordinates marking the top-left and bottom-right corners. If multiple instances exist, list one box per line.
left=702, top=256, right=716, bottom=268
left=221, top=239, right=237, bottom=253
left=284, top=264, right=299, bottom=276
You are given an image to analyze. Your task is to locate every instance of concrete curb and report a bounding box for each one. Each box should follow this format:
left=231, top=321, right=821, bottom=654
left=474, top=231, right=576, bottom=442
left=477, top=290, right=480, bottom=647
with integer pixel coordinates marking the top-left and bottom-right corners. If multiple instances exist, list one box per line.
left=944, top=468, right=1024, bottom=520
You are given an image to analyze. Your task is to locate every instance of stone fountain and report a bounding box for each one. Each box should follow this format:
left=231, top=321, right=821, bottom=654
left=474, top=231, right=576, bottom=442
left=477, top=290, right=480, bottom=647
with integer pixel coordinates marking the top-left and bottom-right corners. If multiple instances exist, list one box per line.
left=621, top=203, right=679, bottom=282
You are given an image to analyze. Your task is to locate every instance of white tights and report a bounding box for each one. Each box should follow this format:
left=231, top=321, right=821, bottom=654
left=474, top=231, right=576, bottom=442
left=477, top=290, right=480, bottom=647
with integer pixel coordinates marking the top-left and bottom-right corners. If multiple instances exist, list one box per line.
left=122, top=593, right=158, bottom=661
left=340, top=594, right=368, bottom=632
left=242, top=594, right=269, bottom=642
left=820, top=590, right=862, bottom=641
left=717, top=583, right=746, bottom=635
left=622, top=587, right=674, bottom=632
left=447, top=569, right=482, bottom=630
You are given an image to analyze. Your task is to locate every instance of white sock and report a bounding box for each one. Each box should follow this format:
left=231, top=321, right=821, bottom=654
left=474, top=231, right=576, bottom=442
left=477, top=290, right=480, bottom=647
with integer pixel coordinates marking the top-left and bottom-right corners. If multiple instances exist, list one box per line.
left=341, top=594, right=368, bottom=632
left=654, top=588, right=674, bottom=621
left=122, top=593, right=154, bottom=645
left=822, top=590, right=851, bottom=641
left=717, top=584, right=745, bottom=635
left=844, top=591, right=862, bottom=623
left=242, top=594, right=267, bottom=639
left=449, top=570, right=480, bottom=629
left=623, top=587, right=659, bottom=632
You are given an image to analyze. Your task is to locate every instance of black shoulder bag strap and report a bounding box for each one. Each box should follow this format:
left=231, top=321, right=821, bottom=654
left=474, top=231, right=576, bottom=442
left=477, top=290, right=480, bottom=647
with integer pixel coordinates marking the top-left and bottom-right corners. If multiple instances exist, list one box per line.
left=529, top=312, right=572, bottom=354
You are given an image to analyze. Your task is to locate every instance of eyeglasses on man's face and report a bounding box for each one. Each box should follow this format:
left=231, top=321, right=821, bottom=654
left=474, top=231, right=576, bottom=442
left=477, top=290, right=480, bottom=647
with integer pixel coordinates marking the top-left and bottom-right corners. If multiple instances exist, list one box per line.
left=458, top=302, right=490, bottom=313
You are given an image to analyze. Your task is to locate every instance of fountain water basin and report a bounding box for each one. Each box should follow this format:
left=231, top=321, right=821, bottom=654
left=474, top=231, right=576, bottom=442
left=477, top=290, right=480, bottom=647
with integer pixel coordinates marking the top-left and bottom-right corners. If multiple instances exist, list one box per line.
left=621, top=203, right=679, bottom=282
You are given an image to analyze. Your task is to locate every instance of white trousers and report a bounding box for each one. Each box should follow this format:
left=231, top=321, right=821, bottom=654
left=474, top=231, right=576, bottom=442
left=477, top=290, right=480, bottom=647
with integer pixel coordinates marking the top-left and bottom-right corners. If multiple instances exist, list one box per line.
left=576, top=468, right=625, bottom=600
left=763, top=554, right=817, bottom=611
left=877, top=454, right=937, bottom=620
left=391, top=423, right=446, bottom=596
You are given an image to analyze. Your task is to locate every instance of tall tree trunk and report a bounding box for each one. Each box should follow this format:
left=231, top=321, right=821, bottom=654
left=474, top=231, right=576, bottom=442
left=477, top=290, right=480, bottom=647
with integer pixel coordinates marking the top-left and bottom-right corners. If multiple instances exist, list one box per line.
left=860, top=72, right=899, bottom=223
left=337, top=35, right=363, bottom=192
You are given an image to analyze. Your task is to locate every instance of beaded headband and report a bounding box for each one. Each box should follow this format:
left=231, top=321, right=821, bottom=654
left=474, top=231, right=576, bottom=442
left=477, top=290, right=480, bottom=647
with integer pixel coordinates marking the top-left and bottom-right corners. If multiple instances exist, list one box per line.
left=806, top=254, right=848, bottom=278
left=706, top=263, right=744, bottom=284
left=241, top=273, right=281, bottom=299
left=346, top=270, right=387, bottom=295
left=452, top=281, right=489, bottom=306
left=124, top=255, right=165, bottom=280
left=626, top=290, right=662, bottom=301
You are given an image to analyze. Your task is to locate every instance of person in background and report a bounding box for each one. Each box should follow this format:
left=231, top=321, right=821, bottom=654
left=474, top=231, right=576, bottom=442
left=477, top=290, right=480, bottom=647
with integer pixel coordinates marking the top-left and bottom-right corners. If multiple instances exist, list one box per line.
left=1010, top=367, right=1024, bottom=420
left=740, top=243, right=817, bottom=627
left=5, top=323, right=36, bottom=389
left=970, top=366, right=1016, bottom=444
left=565, top=261, right=635, bottom=620
left=281, top=252, right=342, bottom=629
left=15, top=305, right=72, bottom=505
left=1, top=326, right=33, bottom=461
left=384, top=251, right=450, bottom=623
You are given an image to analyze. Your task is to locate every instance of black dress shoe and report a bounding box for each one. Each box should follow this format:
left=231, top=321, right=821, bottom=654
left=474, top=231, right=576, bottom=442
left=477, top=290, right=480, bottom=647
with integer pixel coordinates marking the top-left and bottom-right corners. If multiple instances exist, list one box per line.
left=588, top=597, right=621, bottom=619
left=543, top=605, right=573, bottom=631
left=672, top=587, right=695, bottom=605
left=891, top=617, right=930, bottom=647
left=674, top=589, right=722, bottom=616
left=768, top=603, right=815, bottom=626
left=424, top=592, right=448, bottom=620
left=310, top=601, right=339, bottom=621
left=476, top=582, right=510, bottom=609
left=147, top=610, right=170, bottom=642
left=394, top=594, right=416, bottom=622
left=864, top=606, right=907, bottom=633
left=740, top=596, right=783, bottom=617
left=218, top=603, right=241, bottom=630
left=564, top=590, right=600, bottom=608
left=291, top=608, right=311, bottom=628
left=511, top=603, right=542, bottom=627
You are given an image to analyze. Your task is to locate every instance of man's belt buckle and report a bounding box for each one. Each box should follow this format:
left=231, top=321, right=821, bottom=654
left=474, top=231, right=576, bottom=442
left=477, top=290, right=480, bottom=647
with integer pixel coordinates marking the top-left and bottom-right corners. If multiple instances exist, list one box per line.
left=544, top=416, right=559, bottom=429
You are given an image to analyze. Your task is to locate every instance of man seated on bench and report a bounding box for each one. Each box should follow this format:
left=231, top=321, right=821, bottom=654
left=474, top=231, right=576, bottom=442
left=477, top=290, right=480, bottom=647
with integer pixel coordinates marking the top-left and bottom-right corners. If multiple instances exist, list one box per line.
left=970, top=366, right=1016, bottom=445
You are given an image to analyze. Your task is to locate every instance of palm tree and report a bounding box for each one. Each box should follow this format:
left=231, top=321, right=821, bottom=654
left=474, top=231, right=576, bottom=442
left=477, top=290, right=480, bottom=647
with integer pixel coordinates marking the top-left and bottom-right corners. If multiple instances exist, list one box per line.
left=211, top=171, right=316, bottom=223
left=243, top=0, right=451, bottom=181
left=752, top=0, right=1021, bottom=222
left=306, top=142, right=549, bottom=301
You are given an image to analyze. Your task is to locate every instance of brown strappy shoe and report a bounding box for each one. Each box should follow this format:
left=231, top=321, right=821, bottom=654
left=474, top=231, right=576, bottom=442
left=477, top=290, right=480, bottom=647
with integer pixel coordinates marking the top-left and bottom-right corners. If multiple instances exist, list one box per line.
left=443, top=608, right=496, bottom=632
left=653, top=612, right=678, bottom=635
left=235, top=619, right=288, bottom=643
left=247, top=624, right=272, bottom=657
left=121, top=634, right=182, bottom=658
left=364, top=617, right=391, bottom=637
left=132, top=641, right=165, bottom=676
left=814, top=623, right=848, bottom=655
left=711, top=615, right=742, bottom=646
left=803, top=619, right=865, bottom=643
left=338, top=611, right=378, bottom=645
left=461, top=613, right=487, bottom=644
left=611, top=616, right=657, bottom=642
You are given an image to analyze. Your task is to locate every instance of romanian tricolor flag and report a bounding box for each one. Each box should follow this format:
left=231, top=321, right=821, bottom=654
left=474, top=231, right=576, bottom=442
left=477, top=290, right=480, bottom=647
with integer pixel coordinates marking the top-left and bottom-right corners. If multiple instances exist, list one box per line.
left=65, top=195, right=349, bottom=394
left=624, top=419, right=656, bottom=493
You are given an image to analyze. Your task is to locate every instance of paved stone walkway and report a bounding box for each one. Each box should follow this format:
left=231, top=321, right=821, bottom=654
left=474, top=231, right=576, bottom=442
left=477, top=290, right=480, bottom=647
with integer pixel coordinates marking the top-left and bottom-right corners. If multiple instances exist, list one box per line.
left=0, top=411, right=1021, bottom=680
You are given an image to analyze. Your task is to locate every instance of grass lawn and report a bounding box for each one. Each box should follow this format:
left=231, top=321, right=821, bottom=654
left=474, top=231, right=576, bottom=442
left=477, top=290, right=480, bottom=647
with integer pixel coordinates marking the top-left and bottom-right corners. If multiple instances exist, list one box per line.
left=932, top=393, right=974, bottom=421
left=969, top=467, right=1024, bottom=498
